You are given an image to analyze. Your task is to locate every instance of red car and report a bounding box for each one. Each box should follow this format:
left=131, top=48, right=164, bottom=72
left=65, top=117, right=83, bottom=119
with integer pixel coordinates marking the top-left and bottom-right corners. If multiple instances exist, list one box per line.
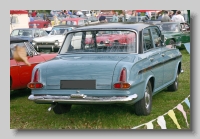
left=29, top=20, right=51, bottom=29
left=10, top=38, right=57, bottom=90
left=85, top=31, right=136, bottom=47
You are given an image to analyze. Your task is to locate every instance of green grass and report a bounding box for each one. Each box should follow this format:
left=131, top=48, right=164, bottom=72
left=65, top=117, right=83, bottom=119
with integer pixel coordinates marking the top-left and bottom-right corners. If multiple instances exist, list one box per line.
left=10, top=49, right=190, bottom=130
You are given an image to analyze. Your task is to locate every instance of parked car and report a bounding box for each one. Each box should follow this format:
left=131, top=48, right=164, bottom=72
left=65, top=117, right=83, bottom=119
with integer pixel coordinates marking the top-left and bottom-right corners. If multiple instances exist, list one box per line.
left=10, top=28, right=49, bottom=43
left=156, top=22, right=190, bottom=47
left=32, top=25, right=77, bottom=52
left=28, top=23, right=182, bottom=115
left=60, top=18, right=89, bottom=26
left=127, top=16, right=147, bottom=22
left=81, top=10, right=91, bottom=17
left=10, top=38, right=57, bottom=90
left=29, top=20, right=51, bottom=29
left=79, top=15, right=100, bottom=24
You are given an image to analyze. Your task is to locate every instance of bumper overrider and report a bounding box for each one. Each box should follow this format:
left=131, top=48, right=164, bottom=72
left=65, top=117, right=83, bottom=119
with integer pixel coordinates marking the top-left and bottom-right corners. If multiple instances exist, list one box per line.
left=28, top=94, right=138, bottom=104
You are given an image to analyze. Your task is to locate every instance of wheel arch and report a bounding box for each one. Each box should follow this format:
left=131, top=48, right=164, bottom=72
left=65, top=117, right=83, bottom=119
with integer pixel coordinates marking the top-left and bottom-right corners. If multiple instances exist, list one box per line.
left=178, top=62, right=182, bottom=74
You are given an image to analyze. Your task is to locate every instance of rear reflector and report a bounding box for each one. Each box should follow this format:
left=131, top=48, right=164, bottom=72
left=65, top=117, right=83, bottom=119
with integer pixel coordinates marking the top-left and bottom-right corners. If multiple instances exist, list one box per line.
left=33, top=69, right=39, bottom=82
left=113, top=82, right=130, bottom=89
left=27, top=82, right=43, bottom=89
left=120, top=68, right=127, bottom=82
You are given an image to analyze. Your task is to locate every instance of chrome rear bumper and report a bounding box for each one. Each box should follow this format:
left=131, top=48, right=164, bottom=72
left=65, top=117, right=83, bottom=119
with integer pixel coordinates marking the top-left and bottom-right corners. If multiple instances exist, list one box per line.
left=28, top=94, right=138, bottom=104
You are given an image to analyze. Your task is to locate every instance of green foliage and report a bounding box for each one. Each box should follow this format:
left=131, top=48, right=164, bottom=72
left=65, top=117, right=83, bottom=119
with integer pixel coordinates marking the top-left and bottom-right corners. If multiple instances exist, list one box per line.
left=10, top=49, right=190, bottom=129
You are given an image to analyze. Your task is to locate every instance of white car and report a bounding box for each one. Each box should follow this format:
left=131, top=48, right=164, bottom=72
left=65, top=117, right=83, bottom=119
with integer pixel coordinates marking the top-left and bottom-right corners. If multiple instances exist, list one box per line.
left=32, top=25, right=76, bottom=52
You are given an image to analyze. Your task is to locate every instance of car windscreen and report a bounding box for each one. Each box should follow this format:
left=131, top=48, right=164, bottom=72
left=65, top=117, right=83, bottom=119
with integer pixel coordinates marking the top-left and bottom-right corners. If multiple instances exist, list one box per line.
left=49, top=27, right=71, bottom=35
left=59, top=30, right=137, bottom=54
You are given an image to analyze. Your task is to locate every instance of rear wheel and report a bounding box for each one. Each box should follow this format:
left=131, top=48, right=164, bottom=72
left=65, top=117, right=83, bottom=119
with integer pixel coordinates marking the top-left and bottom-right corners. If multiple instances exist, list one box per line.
left=134, top=81, right=152, bottom=116
left=168, top=71, right=179, bottom=91
left=53, top=104, right=72, bottom=114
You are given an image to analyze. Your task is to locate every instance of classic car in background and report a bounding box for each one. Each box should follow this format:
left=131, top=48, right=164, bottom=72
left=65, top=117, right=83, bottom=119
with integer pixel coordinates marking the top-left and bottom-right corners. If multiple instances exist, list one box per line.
left=60, top=17, right=89, bottom=26
left=127, top=16, right=146, bottom=22
left=10, top=28, right=49, bottom=43
left=28, top=23, right=182, bottom=116
left=29, top=20, right=51, bottom=29
left=79, top=15, right=100, bottom=24
left=10, top=38, right=57, bottom=91
left=156, top=22, right=190, bottom=47
left=32, top=25, right=77, bottom=52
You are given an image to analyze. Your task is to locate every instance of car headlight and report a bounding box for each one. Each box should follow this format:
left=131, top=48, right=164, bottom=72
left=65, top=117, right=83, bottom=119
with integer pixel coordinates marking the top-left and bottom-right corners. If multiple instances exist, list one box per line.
left=32, top=41, right=36, bottom=46
left=54, top=40, right=59, bottom=46
left=105, top=39, right=110, bottom=44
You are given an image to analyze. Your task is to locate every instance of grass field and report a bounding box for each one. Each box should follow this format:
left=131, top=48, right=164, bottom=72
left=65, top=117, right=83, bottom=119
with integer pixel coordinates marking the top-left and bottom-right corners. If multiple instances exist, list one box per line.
left=10, top=49, right=190, bottom=129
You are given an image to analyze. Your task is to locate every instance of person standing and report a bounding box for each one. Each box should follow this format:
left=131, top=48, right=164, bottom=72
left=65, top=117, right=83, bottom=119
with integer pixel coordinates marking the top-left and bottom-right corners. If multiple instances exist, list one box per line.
left=161, top=11, right=171, bottom=22
left=112, top=12, right=119, bottom=22
left=31, top=10, right=37, bottom=17
left=29, top=14, right=34, bottom=22
left=169, top=11, right=174, bottom=19
left=171, top=10, right=185, bottom=23
left=99, top=12, right=107, bottom=22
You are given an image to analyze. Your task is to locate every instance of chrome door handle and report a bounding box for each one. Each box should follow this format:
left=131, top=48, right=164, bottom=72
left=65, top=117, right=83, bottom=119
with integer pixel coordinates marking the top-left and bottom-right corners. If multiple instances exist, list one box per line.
left=149, top=58, right=154, bottom=61
left=161, top=54, right=165, bottom=57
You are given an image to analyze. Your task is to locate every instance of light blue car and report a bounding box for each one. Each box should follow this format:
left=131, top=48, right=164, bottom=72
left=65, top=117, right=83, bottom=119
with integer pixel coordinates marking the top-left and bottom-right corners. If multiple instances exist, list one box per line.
left=28, top=23, right=182, bottom=115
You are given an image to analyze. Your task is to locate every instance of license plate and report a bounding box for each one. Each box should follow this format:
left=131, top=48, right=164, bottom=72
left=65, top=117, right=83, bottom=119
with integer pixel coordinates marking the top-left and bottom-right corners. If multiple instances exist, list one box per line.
left=60, top=80, right=96, bottom=89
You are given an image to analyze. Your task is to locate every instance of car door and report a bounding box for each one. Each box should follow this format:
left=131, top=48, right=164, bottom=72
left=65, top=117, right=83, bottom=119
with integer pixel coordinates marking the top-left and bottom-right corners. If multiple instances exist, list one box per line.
left=17, top=42, right=45, bottom=85
left=162, top=41, right=179, bottom=85
left=143, top=27, right=164, bottom=91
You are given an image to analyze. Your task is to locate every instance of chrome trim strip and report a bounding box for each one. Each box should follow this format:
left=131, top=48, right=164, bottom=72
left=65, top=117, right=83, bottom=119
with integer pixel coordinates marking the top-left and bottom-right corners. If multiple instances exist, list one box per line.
left=28, top=94, right=138, bottom=104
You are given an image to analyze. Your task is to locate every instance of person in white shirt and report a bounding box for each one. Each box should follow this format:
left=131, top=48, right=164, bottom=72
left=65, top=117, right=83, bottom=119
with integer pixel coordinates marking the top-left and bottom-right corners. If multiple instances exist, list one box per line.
left=171, top=10, right=185, bottom=23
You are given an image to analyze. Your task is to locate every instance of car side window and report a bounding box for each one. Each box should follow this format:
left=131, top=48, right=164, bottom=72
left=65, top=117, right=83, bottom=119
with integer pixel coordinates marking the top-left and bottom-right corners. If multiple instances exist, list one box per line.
left=143, top=28, right=153, bottom=51
left=151, top=28, right=161, bottom=47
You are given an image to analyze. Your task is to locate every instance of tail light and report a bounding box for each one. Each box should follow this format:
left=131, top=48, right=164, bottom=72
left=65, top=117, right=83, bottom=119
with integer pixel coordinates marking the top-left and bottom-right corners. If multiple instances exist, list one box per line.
left=27, top=69, right=43, bottom=89
left=114, top=68, right=130, bottom=89
left=27, top=82, right=43, bottom=89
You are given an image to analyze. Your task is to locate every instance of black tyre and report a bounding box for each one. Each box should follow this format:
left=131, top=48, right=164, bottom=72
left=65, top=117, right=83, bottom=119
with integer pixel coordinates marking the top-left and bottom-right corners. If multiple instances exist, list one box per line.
left=134, top=81, right=152, bottom=116
left=168, top=71, right=179, bottom=91
left=53, top=104, right=72, bottom=114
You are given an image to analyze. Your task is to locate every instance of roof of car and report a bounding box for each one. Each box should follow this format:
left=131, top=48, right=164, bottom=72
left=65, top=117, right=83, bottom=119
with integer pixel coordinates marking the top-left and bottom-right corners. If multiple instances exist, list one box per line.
left=10, top=38, right=29, bottom=44
left=157, top=22, right=181, bottom=24
left=11, top=28, right=37, bottom=30
left=53, top=25, right=81, bottom=28
left=76, top=22, right=155, bottom=32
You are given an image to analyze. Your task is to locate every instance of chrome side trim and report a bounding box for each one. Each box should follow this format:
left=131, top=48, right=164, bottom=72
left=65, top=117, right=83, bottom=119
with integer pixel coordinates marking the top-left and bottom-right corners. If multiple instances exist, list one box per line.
left=28, top=94, right=138, bottom=104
